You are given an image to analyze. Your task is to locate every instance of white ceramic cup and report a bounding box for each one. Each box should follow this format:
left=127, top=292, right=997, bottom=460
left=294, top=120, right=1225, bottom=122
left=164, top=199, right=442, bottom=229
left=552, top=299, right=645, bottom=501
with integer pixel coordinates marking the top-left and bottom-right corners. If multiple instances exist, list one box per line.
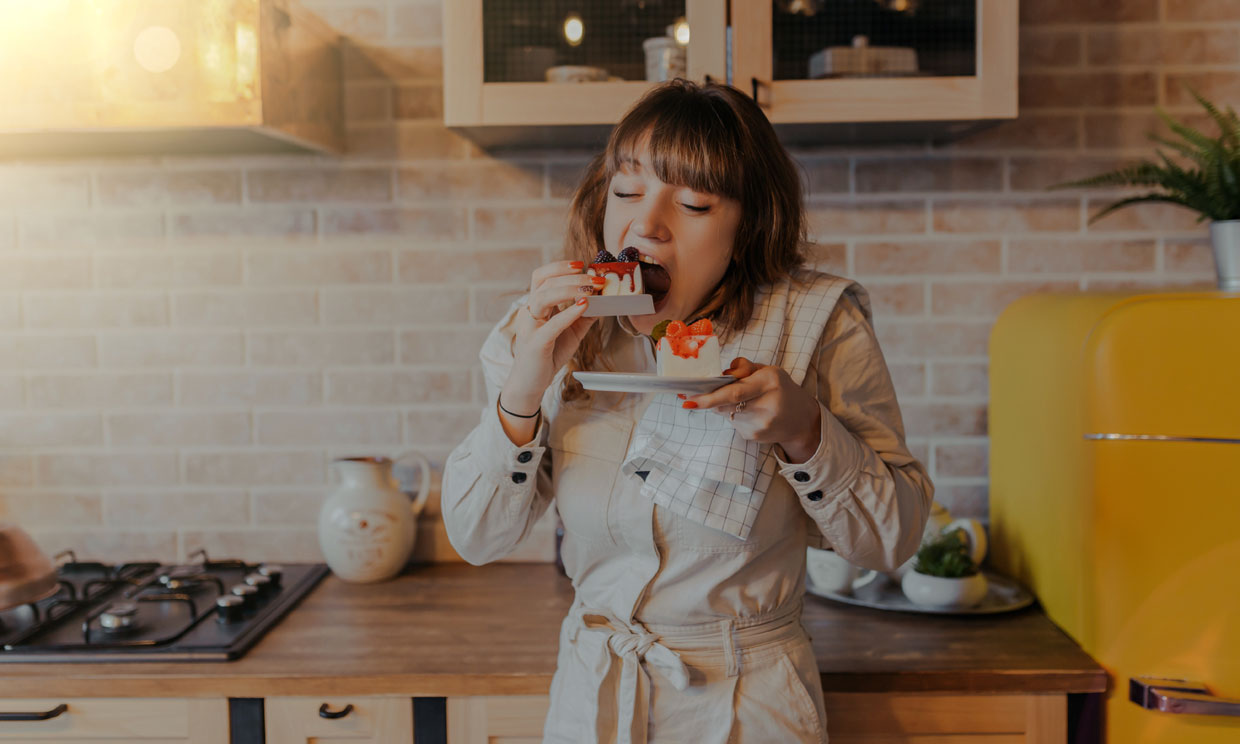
left=806, top=547, right=880, bottom=596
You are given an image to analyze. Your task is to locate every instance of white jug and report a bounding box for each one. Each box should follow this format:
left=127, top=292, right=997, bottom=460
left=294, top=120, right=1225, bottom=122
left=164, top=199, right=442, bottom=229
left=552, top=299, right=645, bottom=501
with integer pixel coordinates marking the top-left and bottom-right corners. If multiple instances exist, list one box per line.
left=318, top=452, right=431, bottom=583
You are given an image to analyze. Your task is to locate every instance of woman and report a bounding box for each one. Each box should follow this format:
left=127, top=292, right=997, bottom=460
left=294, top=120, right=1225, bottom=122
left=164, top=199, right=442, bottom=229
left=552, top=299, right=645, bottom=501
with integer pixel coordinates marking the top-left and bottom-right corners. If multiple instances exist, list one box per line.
left=442, top=80, right=932, bottom=744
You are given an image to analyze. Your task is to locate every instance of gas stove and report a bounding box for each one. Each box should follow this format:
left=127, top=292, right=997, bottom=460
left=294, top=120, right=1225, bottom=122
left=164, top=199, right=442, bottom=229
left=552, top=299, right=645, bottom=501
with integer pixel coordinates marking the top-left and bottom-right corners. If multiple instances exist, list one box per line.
left=0, top=549, right=328, bottom=663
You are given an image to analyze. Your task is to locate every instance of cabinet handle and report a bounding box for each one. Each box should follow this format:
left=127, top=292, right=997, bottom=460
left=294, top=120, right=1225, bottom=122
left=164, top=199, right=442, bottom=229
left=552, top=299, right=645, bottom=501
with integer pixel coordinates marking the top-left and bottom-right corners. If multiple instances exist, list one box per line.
left=750, top=77, right=768, bottom=109
left=318, top=703, right=354, bottom=719
left=1131, top=677, right=1240, bottom=717
left=0, top=703, right=68, bottom=721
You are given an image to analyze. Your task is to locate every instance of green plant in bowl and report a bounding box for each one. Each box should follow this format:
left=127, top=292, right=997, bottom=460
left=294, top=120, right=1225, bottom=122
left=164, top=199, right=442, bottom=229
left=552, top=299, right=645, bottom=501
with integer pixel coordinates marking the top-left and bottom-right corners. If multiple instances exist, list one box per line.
left=903, top=529, right=989, bottom=609
left=912, top=529, right=979, bottom=578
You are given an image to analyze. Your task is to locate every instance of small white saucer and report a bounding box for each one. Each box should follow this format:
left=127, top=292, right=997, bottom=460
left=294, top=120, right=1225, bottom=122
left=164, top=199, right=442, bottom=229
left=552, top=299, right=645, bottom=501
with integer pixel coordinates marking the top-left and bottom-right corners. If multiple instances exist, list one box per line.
left=581, top=294, right=655, bottom=317
left=571, top=372, right=736, bottom=395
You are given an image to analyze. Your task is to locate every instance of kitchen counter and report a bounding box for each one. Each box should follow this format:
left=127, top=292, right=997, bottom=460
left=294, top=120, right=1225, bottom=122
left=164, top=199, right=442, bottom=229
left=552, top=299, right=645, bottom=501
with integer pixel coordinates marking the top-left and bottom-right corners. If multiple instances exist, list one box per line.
left=0, top=563, right=1105, bottom=698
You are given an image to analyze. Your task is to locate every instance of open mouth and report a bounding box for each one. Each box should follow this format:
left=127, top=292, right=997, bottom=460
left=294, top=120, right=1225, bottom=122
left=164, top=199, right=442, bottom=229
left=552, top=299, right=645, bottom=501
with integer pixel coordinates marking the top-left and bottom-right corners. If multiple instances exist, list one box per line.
left=636, top=252, right=671, bottom=307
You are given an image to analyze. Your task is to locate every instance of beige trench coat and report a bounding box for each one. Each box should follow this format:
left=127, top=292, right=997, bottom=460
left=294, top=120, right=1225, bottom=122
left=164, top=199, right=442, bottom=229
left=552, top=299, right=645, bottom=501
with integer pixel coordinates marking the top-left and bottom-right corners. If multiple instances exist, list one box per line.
left=442, top=272, right=933, bottom=743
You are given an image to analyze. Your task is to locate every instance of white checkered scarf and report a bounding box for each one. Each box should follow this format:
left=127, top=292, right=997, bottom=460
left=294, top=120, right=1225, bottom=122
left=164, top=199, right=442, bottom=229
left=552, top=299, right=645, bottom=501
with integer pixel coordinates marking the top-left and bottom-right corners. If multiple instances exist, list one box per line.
left=620, top=271, right=869, bottom=539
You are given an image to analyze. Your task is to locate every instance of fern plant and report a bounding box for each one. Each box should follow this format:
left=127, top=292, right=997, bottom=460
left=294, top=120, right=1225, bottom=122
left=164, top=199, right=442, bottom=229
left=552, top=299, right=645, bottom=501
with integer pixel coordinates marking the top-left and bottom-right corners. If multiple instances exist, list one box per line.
left=1051, top=88, right=1240, bottom=223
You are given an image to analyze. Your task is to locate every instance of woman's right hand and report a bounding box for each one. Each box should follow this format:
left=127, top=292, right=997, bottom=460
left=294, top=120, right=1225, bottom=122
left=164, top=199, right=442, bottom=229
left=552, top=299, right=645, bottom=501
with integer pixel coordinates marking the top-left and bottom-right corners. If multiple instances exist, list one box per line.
left=500, top=260, right=602, bottom=416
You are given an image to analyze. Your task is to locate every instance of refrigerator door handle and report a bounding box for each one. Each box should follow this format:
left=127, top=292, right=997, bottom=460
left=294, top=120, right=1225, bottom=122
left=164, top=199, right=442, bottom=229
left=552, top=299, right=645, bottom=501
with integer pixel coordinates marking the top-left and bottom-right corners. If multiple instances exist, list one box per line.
left=1130, top=677, right=1240, bottom=717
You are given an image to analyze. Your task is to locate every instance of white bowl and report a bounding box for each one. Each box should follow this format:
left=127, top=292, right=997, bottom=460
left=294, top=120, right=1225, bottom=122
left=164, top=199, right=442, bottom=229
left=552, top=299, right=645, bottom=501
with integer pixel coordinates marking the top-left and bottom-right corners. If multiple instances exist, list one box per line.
left=806, top=547, right=879, bottom=596
left=901, top=570, right=988, bottom=609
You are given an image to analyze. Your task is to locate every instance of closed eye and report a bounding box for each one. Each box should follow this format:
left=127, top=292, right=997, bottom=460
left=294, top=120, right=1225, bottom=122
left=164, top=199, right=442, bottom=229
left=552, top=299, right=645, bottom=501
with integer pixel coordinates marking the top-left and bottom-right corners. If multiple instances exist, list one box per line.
left=681, top=203, right=710, bottom=213
left=613, top=191, right=640, bottom=198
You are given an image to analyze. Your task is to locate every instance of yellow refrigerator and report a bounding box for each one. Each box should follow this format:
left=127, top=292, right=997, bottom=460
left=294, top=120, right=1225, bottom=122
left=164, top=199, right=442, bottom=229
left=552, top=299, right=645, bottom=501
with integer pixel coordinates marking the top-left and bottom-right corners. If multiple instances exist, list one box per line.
left=989, top=290, right=1240, bottom=743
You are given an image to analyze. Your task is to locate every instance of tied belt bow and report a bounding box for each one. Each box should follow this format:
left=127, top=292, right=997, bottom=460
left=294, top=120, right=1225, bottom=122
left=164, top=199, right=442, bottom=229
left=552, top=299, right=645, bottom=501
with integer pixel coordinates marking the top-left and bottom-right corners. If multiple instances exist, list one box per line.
left=572, top=609, right=691, bottom=744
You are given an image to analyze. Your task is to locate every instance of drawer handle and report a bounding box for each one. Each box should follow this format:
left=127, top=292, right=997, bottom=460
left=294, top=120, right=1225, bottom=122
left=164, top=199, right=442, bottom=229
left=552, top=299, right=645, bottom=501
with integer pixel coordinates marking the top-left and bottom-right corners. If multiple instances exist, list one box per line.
left=319, top=703, right=354, bottom=720
left=1131, top=677, right=1240, bottom=717
left=0, top=703, right=68, bottom=721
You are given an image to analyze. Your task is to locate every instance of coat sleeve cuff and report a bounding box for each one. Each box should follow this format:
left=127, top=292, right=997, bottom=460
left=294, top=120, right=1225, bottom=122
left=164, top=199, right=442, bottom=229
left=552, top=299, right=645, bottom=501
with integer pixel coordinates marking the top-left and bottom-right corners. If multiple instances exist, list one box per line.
left=774, top=401, right=864, bottom=508
left=478, top=402, right=548, bottom=494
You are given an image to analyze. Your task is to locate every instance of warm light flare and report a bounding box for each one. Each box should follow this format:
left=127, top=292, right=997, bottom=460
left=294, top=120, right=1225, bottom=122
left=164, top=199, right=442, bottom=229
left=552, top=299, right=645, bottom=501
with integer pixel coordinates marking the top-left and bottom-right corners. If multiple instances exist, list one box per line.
left=563, top=13, right=584, bottom=47
left=133, top=26, right=181, bottom=73
left=673, top=17, right=690, bottom=46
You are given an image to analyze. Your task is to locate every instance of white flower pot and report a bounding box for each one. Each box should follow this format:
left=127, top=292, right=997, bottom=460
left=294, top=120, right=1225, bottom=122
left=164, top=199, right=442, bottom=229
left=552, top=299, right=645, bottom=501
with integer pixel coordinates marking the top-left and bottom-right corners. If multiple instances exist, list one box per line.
left=901, top=570, right=989, bottom=610
left=1210, top=220, right=1240, bottom=291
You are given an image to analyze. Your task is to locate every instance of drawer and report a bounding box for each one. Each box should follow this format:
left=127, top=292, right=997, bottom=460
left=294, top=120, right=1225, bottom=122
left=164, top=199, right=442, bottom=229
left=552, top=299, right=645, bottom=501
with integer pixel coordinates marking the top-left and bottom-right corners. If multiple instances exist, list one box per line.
left=265, top=696, right=413, bottom=744
left=0, top=697, right=227, bottom=742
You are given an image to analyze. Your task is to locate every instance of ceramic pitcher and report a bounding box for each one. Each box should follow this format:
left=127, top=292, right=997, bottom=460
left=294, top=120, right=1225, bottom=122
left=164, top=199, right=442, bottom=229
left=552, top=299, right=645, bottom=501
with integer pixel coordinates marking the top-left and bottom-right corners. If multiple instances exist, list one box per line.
left=318, top=453, right=431, bottom=583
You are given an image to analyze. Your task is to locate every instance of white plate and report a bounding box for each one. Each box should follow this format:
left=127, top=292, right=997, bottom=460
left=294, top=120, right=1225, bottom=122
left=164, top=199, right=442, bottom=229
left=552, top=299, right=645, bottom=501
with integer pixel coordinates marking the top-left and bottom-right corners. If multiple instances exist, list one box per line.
left=571, top=371, right=736, bottom=395
left=805, top=570, right=1035, bottom=616
left=581, top=294, right=654, bottom=317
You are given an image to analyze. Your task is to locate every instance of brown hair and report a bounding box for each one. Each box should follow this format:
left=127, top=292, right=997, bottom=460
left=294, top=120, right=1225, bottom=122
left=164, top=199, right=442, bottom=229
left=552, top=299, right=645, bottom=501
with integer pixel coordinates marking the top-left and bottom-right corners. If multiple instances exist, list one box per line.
left=561, top=79, right=806, bottom=402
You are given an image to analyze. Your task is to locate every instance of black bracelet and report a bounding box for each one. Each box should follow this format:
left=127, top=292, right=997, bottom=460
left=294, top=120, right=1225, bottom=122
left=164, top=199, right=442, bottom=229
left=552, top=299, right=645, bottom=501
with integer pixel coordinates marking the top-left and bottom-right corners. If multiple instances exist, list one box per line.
left=498, top=394, right=541, bottom=419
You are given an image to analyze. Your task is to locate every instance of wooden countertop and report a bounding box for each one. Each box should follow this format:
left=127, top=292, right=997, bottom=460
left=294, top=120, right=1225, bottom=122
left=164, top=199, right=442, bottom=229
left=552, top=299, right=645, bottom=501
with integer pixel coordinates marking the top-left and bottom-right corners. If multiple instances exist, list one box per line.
left=0, top=563, right=1106, bottom=698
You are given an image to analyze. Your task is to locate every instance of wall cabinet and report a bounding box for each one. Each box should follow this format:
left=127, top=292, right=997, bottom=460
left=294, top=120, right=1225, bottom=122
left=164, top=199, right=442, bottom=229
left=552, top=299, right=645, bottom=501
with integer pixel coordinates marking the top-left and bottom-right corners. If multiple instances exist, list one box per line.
left=264, top=696, right=413, bottom=744
left=446, top=692, right=1068, bottom=744
left=0, top=698, right=228, bottom=743
left=443, top=0, right=1016, bottom=145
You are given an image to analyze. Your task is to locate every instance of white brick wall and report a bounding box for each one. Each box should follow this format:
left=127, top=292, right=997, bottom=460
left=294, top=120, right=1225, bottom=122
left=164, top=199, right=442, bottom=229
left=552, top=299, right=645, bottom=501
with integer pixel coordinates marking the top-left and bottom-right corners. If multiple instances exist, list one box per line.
left=0, top=0, right=1228, bottom=562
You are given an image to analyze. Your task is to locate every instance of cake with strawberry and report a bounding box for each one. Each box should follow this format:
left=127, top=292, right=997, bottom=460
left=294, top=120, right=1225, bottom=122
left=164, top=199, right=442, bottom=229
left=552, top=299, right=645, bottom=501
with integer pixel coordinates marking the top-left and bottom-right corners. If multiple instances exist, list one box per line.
left=654, top=318, right=722, bottom=378
left=588, top=247, right=644, bottom=295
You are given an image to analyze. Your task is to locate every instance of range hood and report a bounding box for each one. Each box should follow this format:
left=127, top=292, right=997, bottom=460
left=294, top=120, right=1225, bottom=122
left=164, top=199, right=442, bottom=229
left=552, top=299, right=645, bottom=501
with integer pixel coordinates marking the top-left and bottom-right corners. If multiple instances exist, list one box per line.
left=0, top=0, right=343, bottom=157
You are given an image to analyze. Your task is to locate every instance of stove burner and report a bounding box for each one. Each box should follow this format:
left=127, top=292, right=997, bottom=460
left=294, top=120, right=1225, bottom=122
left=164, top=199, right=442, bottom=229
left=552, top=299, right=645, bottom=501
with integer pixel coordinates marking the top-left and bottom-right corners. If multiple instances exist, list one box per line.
left=98, top=601, right=139, bottom=633
left=0, top=554, right=327, bottom=662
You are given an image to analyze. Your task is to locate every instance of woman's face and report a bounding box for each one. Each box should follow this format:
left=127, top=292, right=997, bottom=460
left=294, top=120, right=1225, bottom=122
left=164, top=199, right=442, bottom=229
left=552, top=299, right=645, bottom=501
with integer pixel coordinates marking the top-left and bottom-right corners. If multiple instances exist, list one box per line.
left=603, top=146, right=742, bottom=335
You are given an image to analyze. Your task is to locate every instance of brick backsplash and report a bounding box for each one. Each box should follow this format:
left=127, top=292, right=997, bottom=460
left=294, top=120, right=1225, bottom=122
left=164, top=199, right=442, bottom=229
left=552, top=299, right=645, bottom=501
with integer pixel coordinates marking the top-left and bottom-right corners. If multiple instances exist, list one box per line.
left=0, top=0, right=1228, bottom=563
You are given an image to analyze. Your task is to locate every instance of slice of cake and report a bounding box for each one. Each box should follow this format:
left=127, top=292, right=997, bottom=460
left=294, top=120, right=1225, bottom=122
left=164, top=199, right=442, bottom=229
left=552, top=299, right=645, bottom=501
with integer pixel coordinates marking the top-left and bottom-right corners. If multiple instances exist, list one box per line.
left=587, top=248, right=643, bottom=296
left=655, top=319, right=722, bottom=377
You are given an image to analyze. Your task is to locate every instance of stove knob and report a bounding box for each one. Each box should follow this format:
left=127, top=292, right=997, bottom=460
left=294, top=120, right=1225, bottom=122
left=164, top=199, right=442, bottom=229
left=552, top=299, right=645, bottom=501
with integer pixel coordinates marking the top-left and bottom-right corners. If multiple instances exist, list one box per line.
left=216, top=594, right=245, bottom=623
left=230, top=583, right=258, bottom=607
left=257, top=563, right=284, bottom=589
left=244, top=572, right=272, bottom=598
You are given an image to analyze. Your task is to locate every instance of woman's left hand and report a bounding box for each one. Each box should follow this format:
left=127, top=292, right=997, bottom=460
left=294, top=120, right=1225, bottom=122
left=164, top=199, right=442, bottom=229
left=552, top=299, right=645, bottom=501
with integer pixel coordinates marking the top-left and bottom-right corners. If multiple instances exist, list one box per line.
left=682, top=357, right=822, bottom=463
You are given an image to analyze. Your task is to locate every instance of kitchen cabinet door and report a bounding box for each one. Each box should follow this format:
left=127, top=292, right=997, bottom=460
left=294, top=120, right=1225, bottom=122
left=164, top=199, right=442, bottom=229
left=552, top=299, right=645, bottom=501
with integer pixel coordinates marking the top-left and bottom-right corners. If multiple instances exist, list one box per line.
left=443, top=0, right=726, bottom=129
left=0, top=697, right=227, bottom=742
left=731, top=0, right=1017, bottom=126
left=447, top=693, right=1065, bottom=743
left=446, top=696, right=546, bottom=744
left=264, top=696, right=412, bottom=744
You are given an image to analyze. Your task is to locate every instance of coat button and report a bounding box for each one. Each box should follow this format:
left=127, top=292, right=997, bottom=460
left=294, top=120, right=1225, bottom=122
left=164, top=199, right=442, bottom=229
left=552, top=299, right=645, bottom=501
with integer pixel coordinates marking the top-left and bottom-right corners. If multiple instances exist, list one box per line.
left=793, top=471, right=811, bottom=483
left=806, top=490, right=824, bottom=502
left=517, top=451, right=533, bottom=464
left=511, top=472, right=527, bottom=484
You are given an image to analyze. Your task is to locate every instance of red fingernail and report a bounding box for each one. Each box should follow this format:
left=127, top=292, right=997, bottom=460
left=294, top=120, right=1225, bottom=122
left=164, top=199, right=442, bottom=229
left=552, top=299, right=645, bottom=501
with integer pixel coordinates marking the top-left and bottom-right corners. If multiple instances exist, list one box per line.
left=682, top=401, right=698, bottom=409
left=677, top=394, right=686, bottom=399
left=591, top=276, right=606, bottom=284
left=575, top=296, right=588, bottom=305
left=569, top=260, right=584, bottom=269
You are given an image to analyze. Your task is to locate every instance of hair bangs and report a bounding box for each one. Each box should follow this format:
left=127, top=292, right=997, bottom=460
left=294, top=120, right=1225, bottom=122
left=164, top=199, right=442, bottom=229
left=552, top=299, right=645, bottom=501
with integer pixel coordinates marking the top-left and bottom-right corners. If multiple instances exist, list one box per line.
left=606, top=90, right=744, bottom=201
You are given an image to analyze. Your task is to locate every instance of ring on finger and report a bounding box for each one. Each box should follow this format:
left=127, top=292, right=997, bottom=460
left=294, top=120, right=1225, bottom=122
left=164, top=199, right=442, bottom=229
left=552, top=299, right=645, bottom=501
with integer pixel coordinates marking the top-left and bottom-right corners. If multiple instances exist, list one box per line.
left=729, top=399, right=747, bottom=420
left=525, top=304, right=550, bottom=322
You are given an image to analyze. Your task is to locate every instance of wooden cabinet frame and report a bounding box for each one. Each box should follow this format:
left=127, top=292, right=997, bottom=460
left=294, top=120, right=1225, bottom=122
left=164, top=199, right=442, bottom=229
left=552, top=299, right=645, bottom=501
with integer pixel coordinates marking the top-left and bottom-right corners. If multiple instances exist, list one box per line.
left=443, top=0, right=726, bottom=127
left=443, top=0, right=1017, bottom=143
left=731, top=0, right=1018, bottom=124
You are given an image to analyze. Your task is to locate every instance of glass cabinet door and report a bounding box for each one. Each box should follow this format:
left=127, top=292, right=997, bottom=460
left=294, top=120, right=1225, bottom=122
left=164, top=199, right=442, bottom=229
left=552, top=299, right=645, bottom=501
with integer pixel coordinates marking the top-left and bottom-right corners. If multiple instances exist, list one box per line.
left=445, top=0, right=726, bottom=127
left=731, top=0, right=1016, bottom=124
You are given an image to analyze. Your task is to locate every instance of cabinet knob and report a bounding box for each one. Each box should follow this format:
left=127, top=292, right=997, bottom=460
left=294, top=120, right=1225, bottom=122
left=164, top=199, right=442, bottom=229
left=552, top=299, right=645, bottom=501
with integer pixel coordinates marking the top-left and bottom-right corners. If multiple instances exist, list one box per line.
left=318, top=703, right=355, bottom=720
